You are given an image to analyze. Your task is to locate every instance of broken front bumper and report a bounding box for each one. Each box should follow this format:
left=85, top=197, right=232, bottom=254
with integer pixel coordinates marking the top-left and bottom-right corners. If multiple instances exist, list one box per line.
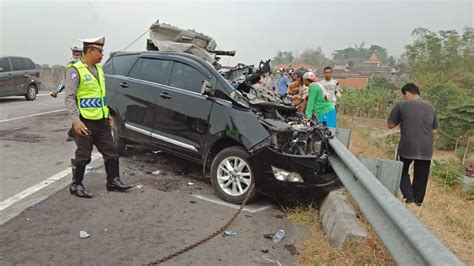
left=249, top=147, right=341, bottom=199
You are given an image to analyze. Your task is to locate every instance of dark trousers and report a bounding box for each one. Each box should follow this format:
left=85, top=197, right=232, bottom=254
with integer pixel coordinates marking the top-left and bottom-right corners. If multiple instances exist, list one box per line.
left=399, top=156, right=431, bottom=204
left=73, top=118, right=118, bottom=165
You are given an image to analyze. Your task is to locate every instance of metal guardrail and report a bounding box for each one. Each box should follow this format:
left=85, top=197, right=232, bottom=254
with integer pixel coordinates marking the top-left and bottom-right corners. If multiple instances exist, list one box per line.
left=328, top=133, right=463, bottom=265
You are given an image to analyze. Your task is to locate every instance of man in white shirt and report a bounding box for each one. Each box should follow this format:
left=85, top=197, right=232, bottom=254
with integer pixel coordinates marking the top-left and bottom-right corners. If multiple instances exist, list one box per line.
left=319, top=66, right=339, bottom=105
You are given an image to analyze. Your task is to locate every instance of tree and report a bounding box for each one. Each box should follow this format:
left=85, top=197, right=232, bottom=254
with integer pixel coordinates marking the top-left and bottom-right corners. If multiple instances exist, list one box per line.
left=403, top=27, right=474, bottom=149
left=272, top=50, right=294, bottom=66
left=296, top=47, right=332, bottom=66
left=332, top=43, right=392, bottom=65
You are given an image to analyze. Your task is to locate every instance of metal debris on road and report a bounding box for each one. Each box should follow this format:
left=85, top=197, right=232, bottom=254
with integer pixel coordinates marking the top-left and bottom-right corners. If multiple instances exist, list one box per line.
left=261, top=249, right=269, bottom=253
left=135, top=184, right=143, bottom=189
left=33, top=203, right=43, bottom=208
left=152, top=170, right=161, bottom=175
left=187, top=181, right=194, bottom=186
left=223, top=230, right=237, bottom=237
left=189, top=200, right=197, bottom=204
left=79, top=231, right=90, bottom=239
left=152, top=150, right=162, bottom=154
left=25, top=218, right=30, bottom=221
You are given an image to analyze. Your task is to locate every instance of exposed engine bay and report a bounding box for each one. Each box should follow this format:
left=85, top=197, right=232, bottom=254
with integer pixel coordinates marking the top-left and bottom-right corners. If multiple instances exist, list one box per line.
left=253, top=102, right=333, bottom=157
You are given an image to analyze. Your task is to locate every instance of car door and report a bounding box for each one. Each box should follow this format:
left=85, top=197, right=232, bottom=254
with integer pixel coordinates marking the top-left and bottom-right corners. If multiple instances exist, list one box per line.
left=9, top=57, right=29, bottom=95
left=119, top=56, right=173, bottom=145
left=152, top=60, right=214, bottom=160
left=0, top=57, right=13, bottom=97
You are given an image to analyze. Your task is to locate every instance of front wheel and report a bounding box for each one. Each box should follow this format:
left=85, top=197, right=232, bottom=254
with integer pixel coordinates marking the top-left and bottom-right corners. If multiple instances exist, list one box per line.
left=25, top=85, right=37, bottom=101
left=210, top=146, right=257, bottom=204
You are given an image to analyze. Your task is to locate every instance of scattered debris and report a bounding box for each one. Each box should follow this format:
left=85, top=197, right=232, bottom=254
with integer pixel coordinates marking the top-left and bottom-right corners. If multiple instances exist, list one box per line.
left=261, top=249, right=269, bottom=253
left=135, top=184, right=143, bottom=189
left=274, top=214, right=284, bottom=219
left=152, top=150, right=162, bottom=154
left=79, top=231, right=90, bottom=239
left=86, top=167, right=97, bottom=174
left=284, top=244, right=299, bottom=256
left=223, top=230, right=237, bottom=237
left=25, top=218, right=30, bottom=221
left=187, top=181, right=194, bottom=186
left=104, top=229, right=108, bottom=232
left=33, top=203, right=43, bottom=208
left=263, top=234, right=274, bottom=239
left=272, top=229, right=286, bottom=243
left=152, top=170, right=161, bottom=175
left=190, top=200, right=197, bottom=204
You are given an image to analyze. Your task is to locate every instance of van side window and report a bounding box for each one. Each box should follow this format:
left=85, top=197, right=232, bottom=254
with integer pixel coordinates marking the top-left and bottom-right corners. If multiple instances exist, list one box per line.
left=136, top=58, right=173, bottom=84
left=169, top=62, right=208, bottom=93
left=11, top=58, right=27, bottom=71
left=0, top=58, right=11, bottom=72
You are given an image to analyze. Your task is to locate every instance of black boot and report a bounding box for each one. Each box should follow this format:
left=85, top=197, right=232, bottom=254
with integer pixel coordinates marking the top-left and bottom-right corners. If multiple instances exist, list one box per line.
left=70, top=159, right=93, bottom=198
left=105, top=157, right=133, bottom=192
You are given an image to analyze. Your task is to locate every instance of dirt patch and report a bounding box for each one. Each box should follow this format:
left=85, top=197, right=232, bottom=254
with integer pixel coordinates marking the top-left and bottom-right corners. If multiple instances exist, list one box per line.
left=139, top=177, right=181, bottom=192
left=0, top=127, right=43, bottom=143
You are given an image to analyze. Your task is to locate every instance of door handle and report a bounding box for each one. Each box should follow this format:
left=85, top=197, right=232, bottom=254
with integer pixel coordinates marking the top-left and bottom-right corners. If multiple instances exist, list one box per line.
left=159, top=92, right=172, bottom=99
left=119, top=81, right=129, bottom=88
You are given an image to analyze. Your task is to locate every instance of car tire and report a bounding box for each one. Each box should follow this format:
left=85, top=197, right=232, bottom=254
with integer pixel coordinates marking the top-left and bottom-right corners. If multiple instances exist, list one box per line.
left=25, top=85, right=37, bottom=101
left=210, top=146, right=257, bottom=204
left=111, top=115, right=126, bottom=156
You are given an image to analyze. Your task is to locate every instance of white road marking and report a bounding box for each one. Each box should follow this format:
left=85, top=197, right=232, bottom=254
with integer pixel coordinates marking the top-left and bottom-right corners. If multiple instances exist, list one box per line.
left=0, top=109, right=66, bottom=123
left=192, top=194, right=272, bottom=213
left=0, top=153, right=101, bottom=211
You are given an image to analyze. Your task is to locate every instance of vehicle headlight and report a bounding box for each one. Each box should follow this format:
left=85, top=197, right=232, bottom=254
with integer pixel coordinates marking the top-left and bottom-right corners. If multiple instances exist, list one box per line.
left=271, top=166, right=304, bottom=183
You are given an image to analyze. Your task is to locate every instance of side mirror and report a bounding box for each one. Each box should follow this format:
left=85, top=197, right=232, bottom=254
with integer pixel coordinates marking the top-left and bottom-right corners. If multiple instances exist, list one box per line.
left=201, top=80, right=215, bottom=96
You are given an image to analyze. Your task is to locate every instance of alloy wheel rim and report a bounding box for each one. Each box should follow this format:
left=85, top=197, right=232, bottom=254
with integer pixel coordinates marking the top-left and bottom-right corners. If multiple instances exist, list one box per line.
left=28, top=88, right=35, bottom=99
left=217, top=156, right=252, bottom=196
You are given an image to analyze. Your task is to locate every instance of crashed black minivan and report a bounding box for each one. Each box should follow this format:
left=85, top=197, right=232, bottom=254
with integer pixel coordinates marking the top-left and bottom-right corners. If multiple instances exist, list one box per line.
left=103, top=51, right=340, bottom=203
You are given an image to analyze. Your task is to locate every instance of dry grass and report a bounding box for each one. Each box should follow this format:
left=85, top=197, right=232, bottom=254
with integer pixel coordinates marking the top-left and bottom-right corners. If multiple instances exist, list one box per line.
left=342, top=115, right=474, bottom=264
left=287, top=207, right=394, bottom=265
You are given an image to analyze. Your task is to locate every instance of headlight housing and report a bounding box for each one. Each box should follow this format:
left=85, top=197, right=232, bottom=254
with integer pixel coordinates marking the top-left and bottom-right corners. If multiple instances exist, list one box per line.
left=271, top=166, right=304, bottom=183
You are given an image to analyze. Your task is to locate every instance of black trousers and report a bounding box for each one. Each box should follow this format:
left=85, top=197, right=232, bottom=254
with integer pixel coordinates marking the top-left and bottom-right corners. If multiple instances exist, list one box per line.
left=73, top=118, right=118, bottom=165
left=399, top=156, right=431, bottom=204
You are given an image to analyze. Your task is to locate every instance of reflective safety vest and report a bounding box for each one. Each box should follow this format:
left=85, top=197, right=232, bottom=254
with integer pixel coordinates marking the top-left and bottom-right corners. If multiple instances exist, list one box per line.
left=73, top=60, right=109, bottom=120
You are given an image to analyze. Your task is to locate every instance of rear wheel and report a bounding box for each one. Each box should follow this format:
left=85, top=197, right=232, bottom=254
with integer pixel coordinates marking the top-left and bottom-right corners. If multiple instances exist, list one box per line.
left=210, top=146, right=257, bottom=204
left=111, top=115, right=126, bottom=156
left=25, top=85, right=37, bottom=101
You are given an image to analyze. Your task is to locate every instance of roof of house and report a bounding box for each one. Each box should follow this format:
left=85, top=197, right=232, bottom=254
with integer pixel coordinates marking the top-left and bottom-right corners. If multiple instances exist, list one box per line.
left=275, top=63, right=317, bottom=71
left=338, top=77, right=369, bottom=89
left=362, top=52, right=380, bottom=64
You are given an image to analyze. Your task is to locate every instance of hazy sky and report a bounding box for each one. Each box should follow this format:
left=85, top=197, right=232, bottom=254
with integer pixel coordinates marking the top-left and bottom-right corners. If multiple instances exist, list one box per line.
left=1, top=0, right=472, bottom=66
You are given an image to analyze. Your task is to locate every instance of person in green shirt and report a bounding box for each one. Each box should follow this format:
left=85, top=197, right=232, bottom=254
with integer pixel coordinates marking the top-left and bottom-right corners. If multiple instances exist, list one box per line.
left=303, top=72, right=337, bottom=128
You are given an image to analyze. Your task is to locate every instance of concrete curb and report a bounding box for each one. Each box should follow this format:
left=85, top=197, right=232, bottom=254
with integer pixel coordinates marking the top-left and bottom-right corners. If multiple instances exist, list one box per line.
left=319, top=188, right=368, bottom=248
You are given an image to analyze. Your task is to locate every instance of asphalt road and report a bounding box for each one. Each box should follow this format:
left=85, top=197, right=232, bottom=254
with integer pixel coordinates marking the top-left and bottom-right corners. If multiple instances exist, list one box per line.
left=0, top=95, right=308, bottom=265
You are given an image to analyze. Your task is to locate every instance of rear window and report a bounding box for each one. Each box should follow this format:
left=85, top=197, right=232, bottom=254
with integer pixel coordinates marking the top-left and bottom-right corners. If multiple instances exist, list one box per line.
left=0, top=57, right=11, bottom=72
left=136, top=58, right=173, bottom=85
left=169, top=62, right=208, bottom=93
left=23, top=58, right=36, bottom=70
left=11, top=57, right=27, bottom=71
left=111, top=54, right=139, bottom=76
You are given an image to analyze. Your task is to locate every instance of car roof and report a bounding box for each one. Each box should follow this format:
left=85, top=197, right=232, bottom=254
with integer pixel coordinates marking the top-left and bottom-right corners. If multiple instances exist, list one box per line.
left=110, top=51, right=210, bottom=66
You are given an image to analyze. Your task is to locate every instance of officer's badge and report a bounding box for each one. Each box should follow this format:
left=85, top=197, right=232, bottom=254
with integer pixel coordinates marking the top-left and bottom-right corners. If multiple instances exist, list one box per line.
left=85, top=74, right=92, bottom=81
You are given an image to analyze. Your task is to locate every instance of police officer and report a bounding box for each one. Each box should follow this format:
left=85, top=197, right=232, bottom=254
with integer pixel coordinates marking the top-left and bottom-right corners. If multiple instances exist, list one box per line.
left=64, top=36, right=133, bottom=198
left=51, top=45, right=83, bottom=141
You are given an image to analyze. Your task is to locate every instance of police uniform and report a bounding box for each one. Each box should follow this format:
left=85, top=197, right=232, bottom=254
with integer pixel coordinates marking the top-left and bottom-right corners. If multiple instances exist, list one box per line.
left=64, top=36, right=132, bottom=198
